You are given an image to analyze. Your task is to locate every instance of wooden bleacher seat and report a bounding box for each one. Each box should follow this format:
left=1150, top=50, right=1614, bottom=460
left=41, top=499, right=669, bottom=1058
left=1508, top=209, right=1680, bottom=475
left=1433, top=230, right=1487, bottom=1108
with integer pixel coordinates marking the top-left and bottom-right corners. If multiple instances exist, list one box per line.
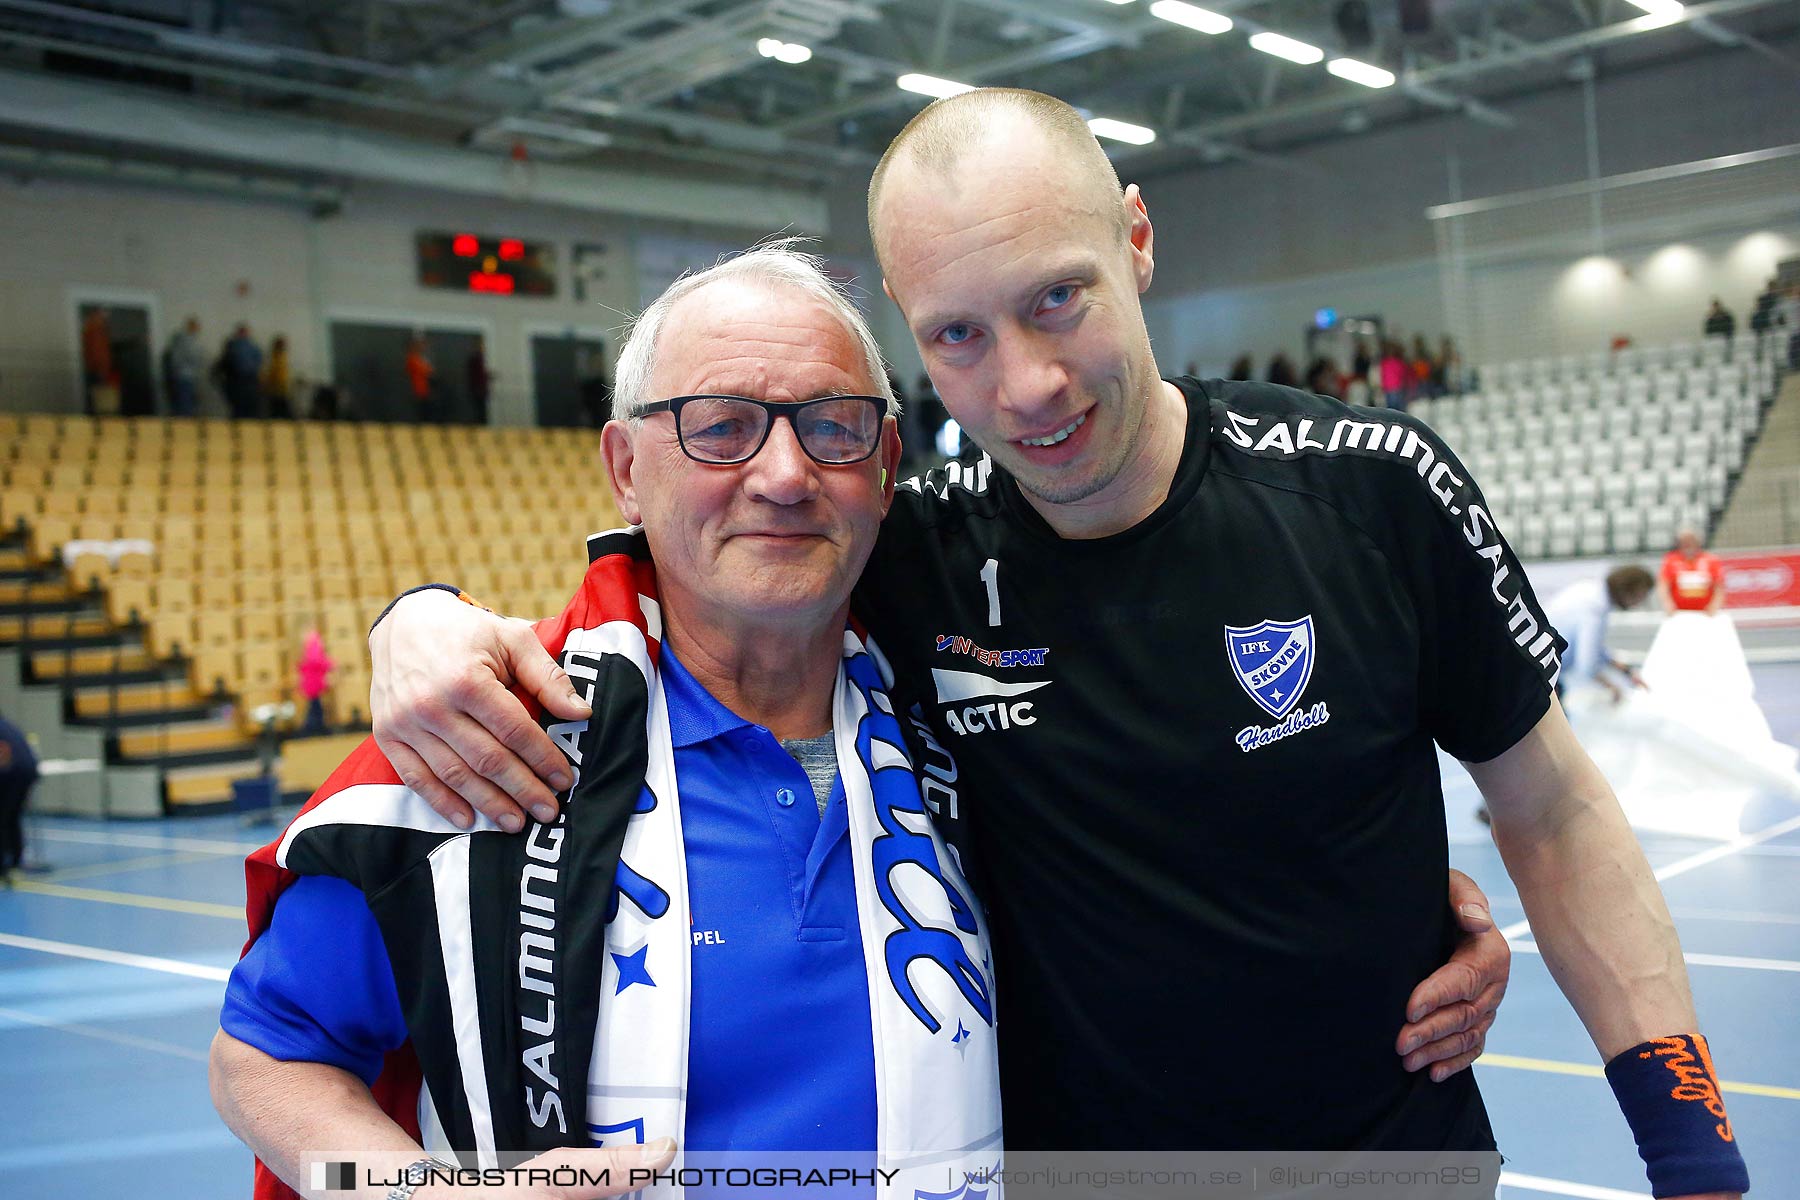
left=240, top=609, right=280, bottom=643
left=106, top=577, right=153, bottom=625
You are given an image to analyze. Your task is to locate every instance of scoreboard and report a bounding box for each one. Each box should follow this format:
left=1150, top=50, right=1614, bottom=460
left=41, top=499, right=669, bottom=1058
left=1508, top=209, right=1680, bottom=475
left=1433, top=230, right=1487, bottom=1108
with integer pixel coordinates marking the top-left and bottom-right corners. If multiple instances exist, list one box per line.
left=417, top=231, right=556, bottom=297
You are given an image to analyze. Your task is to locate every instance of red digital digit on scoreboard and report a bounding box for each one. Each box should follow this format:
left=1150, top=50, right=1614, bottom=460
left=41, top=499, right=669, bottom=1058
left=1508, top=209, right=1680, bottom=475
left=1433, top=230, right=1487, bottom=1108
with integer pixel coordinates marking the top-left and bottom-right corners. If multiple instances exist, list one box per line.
left=417, top=232, right=555, bottom=297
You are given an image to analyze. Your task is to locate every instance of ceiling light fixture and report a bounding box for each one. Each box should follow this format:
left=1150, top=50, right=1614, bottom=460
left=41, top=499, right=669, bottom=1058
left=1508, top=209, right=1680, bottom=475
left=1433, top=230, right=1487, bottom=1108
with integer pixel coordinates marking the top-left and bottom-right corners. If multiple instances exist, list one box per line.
left=1326, top=57, right=1395, bottom=88
left=897, top=72, right=976, bottom=98
left=1148, top=1, right=1232, bottom=35
left=1088, top=117, right=1157, bottom=145
left=756, top=38, right=813, bottom=64
left=1625, top=0, right=1686, bottom=27
left=1249, top=31, right=1325, bottom=65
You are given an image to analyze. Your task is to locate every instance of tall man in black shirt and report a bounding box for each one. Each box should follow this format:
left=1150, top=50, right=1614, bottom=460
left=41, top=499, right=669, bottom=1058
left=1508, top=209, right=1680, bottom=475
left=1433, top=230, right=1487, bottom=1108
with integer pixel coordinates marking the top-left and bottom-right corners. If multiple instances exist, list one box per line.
left=362, top=91, right=1745, bottom=1195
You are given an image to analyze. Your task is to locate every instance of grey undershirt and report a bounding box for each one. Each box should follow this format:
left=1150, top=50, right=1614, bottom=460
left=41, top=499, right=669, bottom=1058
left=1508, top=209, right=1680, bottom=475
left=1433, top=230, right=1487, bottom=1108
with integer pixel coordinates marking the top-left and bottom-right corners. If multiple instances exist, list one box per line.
left=779, top=732, right=838, bottom=817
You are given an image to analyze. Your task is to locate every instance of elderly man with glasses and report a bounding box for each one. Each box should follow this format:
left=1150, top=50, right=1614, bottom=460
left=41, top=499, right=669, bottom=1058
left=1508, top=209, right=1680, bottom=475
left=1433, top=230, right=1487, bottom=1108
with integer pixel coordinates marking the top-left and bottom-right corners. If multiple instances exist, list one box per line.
left=210, top=244, right=1002, bottom=1200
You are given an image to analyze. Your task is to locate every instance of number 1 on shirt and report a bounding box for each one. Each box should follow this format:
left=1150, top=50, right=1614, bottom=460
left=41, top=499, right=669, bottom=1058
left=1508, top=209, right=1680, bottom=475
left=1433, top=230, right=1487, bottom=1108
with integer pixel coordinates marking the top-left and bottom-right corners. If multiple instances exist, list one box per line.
left=980, top=558, right=1000, bottom=627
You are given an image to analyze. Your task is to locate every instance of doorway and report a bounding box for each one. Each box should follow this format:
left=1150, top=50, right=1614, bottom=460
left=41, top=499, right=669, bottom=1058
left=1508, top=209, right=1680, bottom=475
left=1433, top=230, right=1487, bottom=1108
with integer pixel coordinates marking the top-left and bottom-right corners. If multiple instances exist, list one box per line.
left=73, top=297, right=156, bottom=416
left=328, top=320, right=485, bottom=424
left=531, top=332, right=608, bottom=428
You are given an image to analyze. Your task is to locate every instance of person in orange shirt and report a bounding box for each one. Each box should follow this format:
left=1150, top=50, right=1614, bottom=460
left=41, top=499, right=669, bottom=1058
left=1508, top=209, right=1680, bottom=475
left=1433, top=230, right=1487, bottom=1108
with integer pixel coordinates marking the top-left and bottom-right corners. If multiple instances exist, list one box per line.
left=403, top=335, right=434, bottom=423
left=1658, top=528, right=1725, bottom=615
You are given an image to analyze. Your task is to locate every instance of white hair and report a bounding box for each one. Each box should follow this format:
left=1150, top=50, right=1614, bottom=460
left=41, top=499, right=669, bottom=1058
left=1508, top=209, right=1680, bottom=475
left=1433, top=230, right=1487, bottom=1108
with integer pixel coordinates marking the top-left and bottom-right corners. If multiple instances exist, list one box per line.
left=612, top=238, right=898, bottom=423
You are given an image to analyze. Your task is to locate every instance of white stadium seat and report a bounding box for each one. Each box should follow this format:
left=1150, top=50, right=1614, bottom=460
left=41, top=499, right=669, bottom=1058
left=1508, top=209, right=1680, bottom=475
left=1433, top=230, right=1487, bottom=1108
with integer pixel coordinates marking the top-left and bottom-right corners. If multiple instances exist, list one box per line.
left=1611, top=508, right=1647, bottom=554
left=1547, top=511, right=1580, bottom=558
left=1644, top=504, right=1678, bottom=549
left=1578, top=509, right=1611, bottom=555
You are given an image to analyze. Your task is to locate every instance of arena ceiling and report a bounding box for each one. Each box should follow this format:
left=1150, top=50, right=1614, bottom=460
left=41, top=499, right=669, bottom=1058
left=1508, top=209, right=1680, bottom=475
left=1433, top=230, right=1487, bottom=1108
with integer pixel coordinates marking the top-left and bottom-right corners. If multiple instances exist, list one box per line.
left=0, top=0, right=1795, bottom=192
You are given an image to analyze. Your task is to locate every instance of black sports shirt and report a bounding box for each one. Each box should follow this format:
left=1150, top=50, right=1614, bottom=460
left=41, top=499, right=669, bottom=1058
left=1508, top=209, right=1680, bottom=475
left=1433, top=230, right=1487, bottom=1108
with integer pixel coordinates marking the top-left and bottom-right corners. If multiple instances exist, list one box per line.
left=853, top=378, right=1563, bottom=1150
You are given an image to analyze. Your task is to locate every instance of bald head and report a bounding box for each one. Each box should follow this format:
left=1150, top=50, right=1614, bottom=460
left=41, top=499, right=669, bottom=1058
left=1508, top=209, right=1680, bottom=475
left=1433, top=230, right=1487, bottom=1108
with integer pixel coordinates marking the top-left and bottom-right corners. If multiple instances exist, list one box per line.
left=868, top=88, right=1127, bottom=271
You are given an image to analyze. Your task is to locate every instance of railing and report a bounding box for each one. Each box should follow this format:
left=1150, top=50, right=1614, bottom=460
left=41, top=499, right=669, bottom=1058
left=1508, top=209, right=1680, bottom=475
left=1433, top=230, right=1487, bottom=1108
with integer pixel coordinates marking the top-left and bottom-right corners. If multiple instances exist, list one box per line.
left=1717, top=471, right=1800, bottom=548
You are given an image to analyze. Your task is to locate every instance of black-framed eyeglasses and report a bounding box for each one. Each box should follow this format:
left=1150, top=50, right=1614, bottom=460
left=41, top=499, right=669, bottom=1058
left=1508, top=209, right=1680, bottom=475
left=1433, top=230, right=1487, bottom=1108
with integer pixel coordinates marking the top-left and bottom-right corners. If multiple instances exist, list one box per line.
left=638, top=394, right=886, bottom=466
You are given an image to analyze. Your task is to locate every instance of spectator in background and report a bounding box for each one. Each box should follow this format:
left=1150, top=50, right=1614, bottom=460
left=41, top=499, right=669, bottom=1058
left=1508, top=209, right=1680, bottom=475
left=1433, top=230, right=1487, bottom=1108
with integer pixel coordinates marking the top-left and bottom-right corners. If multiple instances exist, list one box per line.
left=466, top=340, right=493, bottom=426
left=1703, top=298, right=1737, bottom=341
left=1545, top=566, right=1654, bottom=705
left=219, top=324, right=264, bottom=419
left=403, top=335, right=434, bottom=423
left=1783, top=283, right=1800, bottom=369
left=1409, top=335, right=1435, bottom=400
left=163, top=317, right=204, bottom=417
left=1304, top=355, right=1342, bottom=400
left=0, top=709, right=38, bottom=885
left=308, top=381, right=342, bottom=422
left=1264, top=351, right=1297, bottom=388
left=1749, top=277, right=1781, bottom=336
left=1435, top=335, right=1462, bottom=397
left=1379, top=339, right=1408, bottom=411
left=262, top=335, right=293, bottom=419
left=80, top=308, right=115, bottom=415
left=296, top=628, right=334, bottom=736
left=1227, top=353, right=1254, bottom=380
left=1346, top=340, right=1374, bottom=406
left=1659, top=528, right=1724, bottom=616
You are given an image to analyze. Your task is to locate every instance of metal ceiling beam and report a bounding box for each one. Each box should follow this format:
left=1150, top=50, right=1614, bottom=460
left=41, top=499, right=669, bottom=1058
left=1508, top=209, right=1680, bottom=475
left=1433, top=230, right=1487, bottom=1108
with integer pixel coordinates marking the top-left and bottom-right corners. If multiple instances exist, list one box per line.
left=550, top=93, right=876, bottom=168
left=948, top=0, right=1136, bottom=43
left=434, top=0, right=715, bottom=76
left=1689, top=14, right=1800, bottom=72
left=0, top=142, right=346, bottom=209
left=773, top=25, right=1114, bottom=133
left=0, top=64, right=832, bottom=228
left=0, top=0, right=418, bottom=81
left=0, top=28, right=843, bottom=185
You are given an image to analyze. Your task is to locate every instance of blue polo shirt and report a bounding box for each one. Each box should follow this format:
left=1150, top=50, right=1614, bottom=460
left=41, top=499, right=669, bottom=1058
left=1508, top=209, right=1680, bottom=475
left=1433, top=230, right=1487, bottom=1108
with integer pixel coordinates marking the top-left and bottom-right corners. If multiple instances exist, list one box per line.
left=221, top=647, right=879, bottom=1152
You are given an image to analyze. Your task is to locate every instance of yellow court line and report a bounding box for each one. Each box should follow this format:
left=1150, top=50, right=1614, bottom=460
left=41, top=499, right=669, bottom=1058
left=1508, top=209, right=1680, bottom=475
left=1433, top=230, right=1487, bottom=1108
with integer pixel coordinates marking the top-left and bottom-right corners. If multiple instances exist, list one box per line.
left=38, top=850, right=224, bottom=884
left=8, top=879, right=243, bottom=920
left=1482, top=1053, right=1800, bottom=1101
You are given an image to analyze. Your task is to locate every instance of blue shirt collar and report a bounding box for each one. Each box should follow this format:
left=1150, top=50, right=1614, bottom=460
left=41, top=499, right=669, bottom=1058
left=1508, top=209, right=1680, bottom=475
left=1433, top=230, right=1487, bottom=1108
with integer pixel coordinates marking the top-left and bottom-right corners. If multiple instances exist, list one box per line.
left=659, top=645, right=758, bottom=749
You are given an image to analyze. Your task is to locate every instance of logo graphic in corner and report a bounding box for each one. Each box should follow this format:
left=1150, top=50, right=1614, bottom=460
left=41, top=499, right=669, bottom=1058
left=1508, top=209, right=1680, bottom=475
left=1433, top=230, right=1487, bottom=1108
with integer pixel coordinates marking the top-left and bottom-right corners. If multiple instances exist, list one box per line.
left=1224, top=616, right=1316, bottom=720
left=311, top=1162, right=356, bottom=1191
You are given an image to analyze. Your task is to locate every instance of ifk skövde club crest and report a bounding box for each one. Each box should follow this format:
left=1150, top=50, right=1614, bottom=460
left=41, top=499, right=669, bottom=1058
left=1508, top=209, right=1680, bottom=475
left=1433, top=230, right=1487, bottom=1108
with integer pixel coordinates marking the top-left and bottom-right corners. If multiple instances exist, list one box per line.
left=1224, top=616, right=1317, bottom=720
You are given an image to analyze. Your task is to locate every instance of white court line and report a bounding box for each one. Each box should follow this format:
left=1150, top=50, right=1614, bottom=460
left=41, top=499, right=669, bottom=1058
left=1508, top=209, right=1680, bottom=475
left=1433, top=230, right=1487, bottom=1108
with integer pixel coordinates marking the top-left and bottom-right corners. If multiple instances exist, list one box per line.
left=0, top=1004, right=209, bottom=1062
left=1511, top=940, right=1800, bottom=974
left=1499, top=1171, right=1647, bottom=1199
left=0, top=932, right=231, bottom=981
left=1501, top=811, right=1800, bottom=940
left=29, top=827, right=260, bottom=856
left=1670, top=904, right=1800, bottom=927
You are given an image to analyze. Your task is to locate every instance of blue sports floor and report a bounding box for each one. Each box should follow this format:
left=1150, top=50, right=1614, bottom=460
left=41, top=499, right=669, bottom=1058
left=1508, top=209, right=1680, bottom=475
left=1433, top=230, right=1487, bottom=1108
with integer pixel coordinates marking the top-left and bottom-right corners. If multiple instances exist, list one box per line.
left=4, top=667, right=1798, bottom=1199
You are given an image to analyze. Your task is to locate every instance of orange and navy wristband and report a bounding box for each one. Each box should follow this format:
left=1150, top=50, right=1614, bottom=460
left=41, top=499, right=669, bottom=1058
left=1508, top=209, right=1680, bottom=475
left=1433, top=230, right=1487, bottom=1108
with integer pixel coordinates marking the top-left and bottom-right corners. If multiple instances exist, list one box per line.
left=370, top=583, right=489, bottom=636
left=1604, top=1033, right=1749, bottom=1197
